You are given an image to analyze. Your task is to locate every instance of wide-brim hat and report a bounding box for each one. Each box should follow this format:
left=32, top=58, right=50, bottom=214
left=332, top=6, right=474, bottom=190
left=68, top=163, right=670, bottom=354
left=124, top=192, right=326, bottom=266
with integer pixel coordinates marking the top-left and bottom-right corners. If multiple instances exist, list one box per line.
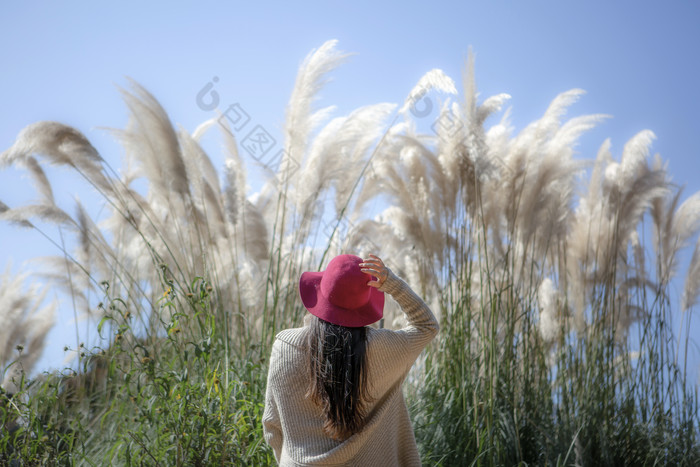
left=299, top=254, right=384, bottom=328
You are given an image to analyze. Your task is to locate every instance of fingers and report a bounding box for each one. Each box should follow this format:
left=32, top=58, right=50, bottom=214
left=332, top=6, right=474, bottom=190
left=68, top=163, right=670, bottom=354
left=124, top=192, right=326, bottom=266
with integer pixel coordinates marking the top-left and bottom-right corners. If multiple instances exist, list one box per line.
left=360, top=254, right=387, bottom=288
left=359, top=257, right=383, bottom=273
left=359, top=266, right=381, bottom=277
left=363, top=275, right=384, bottom=288
left=362, top=254, right=383, bottom=267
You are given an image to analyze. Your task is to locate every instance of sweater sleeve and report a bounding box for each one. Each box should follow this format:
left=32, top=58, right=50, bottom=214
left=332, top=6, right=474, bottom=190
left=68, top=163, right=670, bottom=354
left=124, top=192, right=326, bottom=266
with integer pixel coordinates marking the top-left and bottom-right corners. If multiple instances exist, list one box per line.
left=262, top=341, right=283, bottom=461
left=377, top=269, right=439, bottom=361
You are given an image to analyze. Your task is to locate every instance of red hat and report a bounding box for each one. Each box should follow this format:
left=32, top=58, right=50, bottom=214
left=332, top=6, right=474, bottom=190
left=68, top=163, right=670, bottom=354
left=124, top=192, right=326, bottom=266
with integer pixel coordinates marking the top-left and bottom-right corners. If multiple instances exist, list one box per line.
left=299, top=254, right=384, bottom=327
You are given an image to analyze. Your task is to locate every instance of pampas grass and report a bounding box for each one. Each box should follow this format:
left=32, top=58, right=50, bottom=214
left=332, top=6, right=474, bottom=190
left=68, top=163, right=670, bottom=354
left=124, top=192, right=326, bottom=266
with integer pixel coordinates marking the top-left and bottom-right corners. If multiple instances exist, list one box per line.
left=0, top=268, right=55, bottom=392
left=1, top=41, right=699, bottom=465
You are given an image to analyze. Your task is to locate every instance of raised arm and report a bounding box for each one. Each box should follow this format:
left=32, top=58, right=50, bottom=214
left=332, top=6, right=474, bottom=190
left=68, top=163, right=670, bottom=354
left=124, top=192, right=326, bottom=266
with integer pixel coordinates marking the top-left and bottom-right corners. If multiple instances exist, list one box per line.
left=361, top=255, right=439, bottom=350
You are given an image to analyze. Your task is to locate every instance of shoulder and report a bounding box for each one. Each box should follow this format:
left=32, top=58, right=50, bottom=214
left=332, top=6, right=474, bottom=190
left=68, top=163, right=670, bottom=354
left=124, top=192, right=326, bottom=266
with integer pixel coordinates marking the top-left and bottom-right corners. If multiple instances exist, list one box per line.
left=268, top=327, right=308, bottom=378
left=274, top=326, right=308, bottom=350
left=366, top=326, right=405, bottom=350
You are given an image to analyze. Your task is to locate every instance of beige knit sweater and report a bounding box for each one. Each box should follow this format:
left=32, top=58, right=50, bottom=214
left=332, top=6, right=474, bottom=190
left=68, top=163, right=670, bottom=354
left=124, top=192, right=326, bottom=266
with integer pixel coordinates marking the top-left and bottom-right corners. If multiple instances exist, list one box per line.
left=263, top=270, right=439, bottom=466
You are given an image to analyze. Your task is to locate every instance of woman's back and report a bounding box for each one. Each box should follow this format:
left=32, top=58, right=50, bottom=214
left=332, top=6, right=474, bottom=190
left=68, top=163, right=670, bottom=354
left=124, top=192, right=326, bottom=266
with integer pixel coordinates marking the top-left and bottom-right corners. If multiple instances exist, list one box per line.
left=263, top=256, right=438, bottom=466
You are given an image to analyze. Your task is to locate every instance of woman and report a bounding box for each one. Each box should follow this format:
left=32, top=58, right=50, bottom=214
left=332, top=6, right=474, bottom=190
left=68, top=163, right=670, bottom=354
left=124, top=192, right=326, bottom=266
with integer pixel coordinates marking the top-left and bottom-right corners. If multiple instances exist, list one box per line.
left=263, top=254, right=438, bottom=466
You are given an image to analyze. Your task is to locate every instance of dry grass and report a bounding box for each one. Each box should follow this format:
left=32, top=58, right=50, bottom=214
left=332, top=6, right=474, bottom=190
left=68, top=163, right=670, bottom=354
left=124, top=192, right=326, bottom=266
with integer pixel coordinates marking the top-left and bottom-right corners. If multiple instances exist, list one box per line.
left=1, top=41, right=699, bottom=465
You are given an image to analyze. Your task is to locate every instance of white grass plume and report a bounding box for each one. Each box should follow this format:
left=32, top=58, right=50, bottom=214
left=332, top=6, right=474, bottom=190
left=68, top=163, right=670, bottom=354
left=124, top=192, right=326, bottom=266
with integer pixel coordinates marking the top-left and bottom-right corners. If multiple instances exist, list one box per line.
left=179, top=125, right=222, bottom=195
left=682, top=236, right=700, bottom=311
left=332, top=103, right=396, bottom=214
left=25, top=155, right=55, bottom=205
left=1, top=121, right=101, bottom=169
left=0, top=204, right=76, bottom=227
left=283, top=40, right=350, bottom=174
left=0, top=266, right=55, bottom=391
left=0, top=200, right=33, bottom=228
left=477, top=93, right=511, bottom=126
left=587, top=138, right=613, bottom=208
left=618, top=130, right=655, bottom=189
left=115, top=80, right=190, bottom=201
left=216, top=117, right=247, bottom=228
left=1, top=121, right=109, bottom=193
left=240, top=199, right=270, bottom=263
left=399, top=68, right=457, bottom=115
left=654, top=190, right=700, bottom=284
left=223, top=159, right=241, bottom=227
left=537, top=278, right=559, bottom=344
left=294, top=102, right=395, bottom=219
left=177, top=128, right=226, bottom=238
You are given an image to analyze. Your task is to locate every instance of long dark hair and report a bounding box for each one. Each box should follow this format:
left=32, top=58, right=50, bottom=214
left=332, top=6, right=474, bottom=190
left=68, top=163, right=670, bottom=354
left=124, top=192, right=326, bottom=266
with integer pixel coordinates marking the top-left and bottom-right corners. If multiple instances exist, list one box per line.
left=306, top=316, right=371, bottom=440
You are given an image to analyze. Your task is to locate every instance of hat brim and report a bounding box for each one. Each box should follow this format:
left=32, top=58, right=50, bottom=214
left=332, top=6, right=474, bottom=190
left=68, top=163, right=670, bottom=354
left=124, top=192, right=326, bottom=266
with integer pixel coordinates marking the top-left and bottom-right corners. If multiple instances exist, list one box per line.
left=299, top=271, right=384, bottom=328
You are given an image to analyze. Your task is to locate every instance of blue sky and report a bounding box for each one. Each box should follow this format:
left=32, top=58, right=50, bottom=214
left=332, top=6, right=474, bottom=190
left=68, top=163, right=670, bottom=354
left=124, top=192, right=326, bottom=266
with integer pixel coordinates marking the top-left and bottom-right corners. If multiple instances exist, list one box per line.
left=1, top=1, right=700, bottom=374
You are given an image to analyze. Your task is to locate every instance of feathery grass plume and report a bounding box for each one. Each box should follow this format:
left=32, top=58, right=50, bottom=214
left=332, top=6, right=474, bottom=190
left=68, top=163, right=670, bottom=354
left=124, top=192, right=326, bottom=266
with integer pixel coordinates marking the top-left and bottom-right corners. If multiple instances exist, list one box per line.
left=607, top=136, right=669, bottom=237
left=293, top=102, right=395, bottom=243
left=434, top=102, right=465, bottom=191
left=282, top=40, right=349, bottom=180
left=0, top=204, right=76, bottom=227
left=0, top=121, right=101, bottom=169
left=295, top=115, right=346, bottom=210
left=0, top=200, right=32, bottom=228
left=251, top=40, right=353, bottom=284
left=537, top=277, right=559, bottom=344
left=0, top=267, right=55, bottom=392
left=177, top=128, right=227, bottom=238
left=72, top=200, right=122, bottom=312
left=32, top=256, right=93, bottom=307
left=218, top=120, right=245, bottom=227
left=476, top=93, right=512, bottom=127
left=348, top=68, right=473, bottom=290
left=240, top=199, right=270, bottom=265
left=0, top=121, right=110, bottom=194
left=354, top=132, right=453, bottom=296
left=223, top=159, right=241, bottom=226
left=331, top=104, right=396, bottom=214
left=462, top=51, right=513, bottom=184
left=457, top=53, right=494, bottom=215
left=0, top=122, right=152, bottom=324
left=589, top=138, right=614, bottom=207
left=352, top=120, right=411, bottom=210
left=191, top=121, right=224, bottom=195
left=24, top=155, right=55, bottom=205
left=488, top=90, right=588, bottom=261
left=116, top=80, right=190, bottom=201
left=496, top=90, right=595, bottom=233
left=462, top=48, right=478, bottom=121
left=682, top=236, right=700, bottom=312
left=522, top=89, right=588, bottom=144
left=618, top=129, right=655, bottom=189
left=566, top=133, right=669, bottom=328
left=654, top=189, right=700, bottom=285
left=398, top=68, right=457, bottom=116
left=629, top=230, right=646, bottom=281
left=494, top=96, right=601, bottom=268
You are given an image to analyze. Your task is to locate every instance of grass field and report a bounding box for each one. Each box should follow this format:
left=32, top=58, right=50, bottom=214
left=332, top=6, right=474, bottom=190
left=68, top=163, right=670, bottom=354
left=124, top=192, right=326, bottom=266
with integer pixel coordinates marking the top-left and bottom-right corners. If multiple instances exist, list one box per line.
left=2, top=41, right=699, bottom=466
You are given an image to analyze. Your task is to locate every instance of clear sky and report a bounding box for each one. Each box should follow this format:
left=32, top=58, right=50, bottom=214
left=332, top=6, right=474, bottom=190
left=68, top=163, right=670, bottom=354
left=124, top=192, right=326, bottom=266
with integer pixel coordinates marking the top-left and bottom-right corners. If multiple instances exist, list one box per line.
left=2, top=1, right=699, bottom=375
